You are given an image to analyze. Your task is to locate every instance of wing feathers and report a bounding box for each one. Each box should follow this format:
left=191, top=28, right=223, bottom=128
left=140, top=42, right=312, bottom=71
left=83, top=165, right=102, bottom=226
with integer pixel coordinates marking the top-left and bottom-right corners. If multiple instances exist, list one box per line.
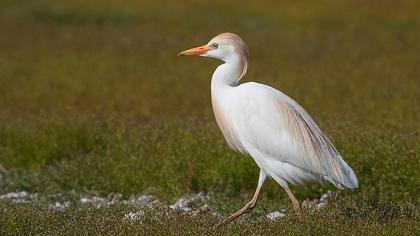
left=276, top=96, right=358, bottom=189
left=213, top=82, right=358, bottom=189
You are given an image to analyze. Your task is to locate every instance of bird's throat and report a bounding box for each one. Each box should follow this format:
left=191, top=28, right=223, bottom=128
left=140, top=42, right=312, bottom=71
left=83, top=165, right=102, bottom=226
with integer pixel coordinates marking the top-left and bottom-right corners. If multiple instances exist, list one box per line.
left=211, top=61, right=244, bottom=89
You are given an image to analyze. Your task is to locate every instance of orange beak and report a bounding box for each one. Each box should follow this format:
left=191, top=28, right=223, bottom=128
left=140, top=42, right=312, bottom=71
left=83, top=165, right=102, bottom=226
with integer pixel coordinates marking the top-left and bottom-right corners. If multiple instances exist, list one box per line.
left=178, top=44, right=211, bottom=56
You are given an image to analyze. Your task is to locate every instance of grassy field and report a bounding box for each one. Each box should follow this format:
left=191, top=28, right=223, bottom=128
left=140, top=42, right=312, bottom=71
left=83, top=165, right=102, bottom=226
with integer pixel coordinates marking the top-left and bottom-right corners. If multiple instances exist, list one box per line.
left=0, top=0, right=419, bottom=234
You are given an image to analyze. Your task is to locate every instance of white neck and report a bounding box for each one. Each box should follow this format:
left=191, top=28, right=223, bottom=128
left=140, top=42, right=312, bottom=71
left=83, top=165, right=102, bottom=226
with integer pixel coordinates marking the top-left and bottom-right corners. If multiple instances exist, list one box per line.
left=211, top=54, right=244, bottom=91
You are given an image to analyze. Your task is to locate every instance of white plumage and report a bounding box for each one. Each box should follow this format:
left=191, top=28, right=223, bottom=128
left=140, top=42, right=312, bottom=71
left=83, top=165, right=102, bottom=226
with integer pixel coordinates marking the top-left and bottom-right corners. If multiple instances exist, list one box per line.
left=214, top=82, right=358, bottom=188
left=179, top=32, right=358, bottom=224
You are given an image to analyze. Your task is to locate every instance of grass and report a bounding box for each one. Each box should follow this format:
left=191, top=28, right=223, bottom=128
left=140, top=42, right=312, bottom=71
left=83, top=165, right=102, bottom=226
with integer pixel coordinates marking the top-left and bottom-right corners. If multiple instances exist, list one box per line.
left=0, top=0, right=419, bottom=234
left=0, top=201, right=418, bottom=235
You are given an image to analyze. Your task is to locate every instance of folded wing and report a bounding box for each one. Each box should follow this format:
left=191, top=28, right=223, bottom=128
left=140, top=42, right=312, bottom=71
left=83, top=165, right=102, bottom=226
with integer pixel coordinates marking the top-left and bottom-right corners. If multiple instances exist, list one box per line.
left=232, top=83, right=359, bottom=189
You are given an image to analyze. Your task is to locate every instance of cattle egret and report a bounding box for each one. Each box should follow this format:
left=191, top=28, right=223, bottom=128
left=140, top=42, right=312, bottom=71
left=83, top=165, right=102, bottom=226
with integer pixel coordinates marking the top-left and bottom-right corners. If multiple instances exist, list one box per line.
left=178, top=32, right=358, bottom=224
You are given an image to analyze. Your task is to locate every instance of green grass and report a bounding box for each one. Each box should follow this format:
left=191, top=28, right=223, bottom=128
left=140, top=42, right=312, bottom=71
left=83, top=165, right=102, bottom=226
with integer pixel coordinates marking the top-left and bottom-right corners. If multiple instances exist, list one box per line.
left=0, top=201, right=418, bottom=235
left=0, top=0, right=419, bottom=234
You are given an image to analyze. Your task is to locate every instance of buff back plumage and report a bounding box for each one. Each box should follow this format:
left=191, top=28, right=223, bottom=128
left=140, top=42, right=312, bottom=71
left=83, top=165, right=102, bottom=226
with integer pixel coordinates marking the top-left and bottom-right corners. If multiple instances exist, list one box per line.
left=275, top=95, right=359, bottom=189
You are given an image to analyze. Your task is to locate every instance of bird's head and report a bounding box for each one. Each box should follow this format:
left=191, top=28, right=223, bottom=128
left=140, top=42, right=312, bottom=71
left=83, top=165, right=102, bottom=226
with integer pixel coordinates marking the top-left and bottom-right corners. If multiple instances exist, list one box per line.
left=178, top=32, right=248, bottom=63
left=178, top=32, right=249, bottom=78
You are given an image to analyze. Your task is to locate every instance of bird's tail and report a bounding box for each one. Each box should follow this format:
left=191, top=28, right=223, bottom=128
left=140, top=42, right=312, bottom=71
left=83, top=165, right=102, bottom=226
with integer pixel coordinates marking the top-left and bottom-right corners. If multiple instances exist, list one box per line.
left=342, top=163, right=359, bottom=189
left=328, top=158, right=359, bottom=189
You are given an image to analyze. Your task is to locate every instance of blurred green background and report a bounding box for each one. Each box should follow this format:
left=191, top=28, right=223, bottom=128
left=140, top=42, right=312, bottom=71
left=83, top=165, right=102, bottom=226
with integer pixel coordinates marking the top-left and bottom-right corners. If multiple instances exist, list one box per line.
left=0, top=0, right=419, bottom=234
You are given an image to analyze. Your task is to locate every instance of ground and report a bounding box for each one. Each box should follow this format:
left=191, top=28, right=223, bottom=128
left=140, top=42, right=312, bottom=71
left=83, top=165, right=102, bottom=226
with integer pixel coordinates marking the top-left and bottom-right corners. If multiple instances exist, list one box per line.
left=0, top=0, right=419, bottom=235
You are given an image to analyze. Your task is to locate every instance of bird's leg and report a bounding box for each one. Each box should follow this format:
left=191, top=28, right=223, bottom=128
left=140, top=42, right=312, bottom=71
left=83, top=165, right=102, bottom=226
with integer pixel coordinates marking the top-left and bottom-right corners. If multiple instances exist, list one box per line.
left=284, top=187, right=302, bottom=216
left=217, top=170, right=267, bottom=226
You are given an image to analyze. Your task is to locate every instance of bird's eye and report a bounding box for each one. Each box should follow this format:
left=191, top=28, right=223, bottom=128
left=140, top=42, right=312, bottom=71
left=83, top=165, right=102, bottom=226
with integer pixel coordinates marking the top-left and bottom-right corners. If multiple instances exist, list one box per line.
left=210, top=43, right=218, bottom=49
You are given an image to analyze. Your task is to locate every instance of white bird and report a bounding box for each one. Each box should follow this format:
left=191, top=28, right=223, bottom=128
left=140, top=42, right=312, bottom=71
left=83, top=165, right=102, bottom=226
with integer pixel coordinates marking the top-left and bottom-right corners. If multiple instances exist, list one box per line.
left=178, top=32, right=358, bottom=224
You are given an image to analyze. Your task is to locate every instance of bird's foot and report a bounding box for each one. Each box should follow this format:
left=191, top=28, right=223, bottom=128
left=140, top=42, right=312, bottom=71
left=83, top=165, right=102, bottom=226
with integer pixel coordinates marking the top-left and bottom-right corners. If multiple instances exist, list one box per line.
left=215, top=203, right=253, bottom=228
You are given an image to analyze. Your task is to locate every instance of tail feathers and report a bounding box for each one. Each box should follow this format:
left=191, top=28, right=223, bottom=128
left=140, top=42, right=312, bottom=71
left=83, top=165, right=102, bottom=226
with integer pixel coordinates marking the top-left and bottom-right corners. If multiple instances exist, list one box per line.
left=341, top=165, right=359, bottom=189
left=326, top=159, right=359, bottom=189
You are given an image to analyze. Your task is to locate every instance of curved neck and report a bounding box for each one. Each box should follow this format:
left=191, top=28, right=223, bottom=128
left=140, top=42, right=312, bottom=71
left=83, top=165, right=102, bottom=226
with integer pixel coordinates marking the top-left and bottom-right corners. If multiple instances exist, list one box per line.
left=211, top=54, right=245, bottom=89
